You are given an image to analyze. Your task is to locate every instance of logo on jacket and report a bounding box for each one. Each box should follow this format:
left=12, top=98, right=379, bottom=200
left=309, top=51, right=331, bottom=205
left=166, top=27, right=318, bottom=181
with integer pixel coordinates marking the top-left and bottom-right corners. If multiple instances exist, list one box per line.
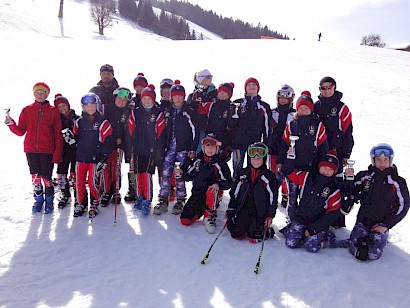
left=150, top=114, right=156, bottom=122
left=121, top=114, right=127, bottom=123
left=309, top=125, right=316, bottom=135
left=222, top=110, right=228, bottom=118
left=364, top=181, right=371, bottom=191
left=195, top=160, right=201, bottom=172
left=331, top=107, right=338, bottom=116
left=321, top=187, right=330, bottom=198
left=93, top=122, right=99, bottom=130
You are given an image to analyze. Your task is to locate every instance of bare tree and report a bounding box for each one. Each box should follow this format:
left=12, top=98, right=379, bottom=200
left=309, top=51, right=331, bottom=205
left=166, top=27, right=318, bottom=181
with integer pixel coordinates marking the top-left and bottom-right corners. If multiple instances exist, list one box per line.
left=90, top=0, right=115, bottom=35
left=361, top=34, right=386, bottom=48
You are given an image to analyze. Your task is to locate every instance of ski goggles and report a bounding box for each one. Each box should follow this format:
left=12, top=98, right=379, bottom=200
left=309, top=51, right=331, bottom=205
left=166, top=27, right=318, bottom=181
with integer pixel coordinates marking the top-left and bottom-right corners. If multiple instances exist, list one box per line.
left=201, top=137, right=221, bottom=147
left=199, top=74, right=213, bottom=79
left=113, top=89, right=131, bottom=100
left=247, top=146, right=268, bottom=158
left=81, top=94, right=98, bottom=105
left=319, top=84, right=335, bottom=91
left=371, top=145, right=394, bottom=157
left=160, top=78, right=173, bottom=88
left=277, top=90, right=293, bottom=98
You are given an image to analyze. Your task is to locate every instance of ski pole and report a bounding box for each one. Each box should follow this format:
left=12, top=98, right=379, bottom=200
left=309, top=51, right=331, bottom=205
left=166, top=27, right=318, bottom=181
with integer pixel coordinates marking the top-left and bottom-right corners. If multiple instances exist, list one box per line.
left=253, top=232, right=267, bottom=274
left=113, top=148, right=122, bottom=226
left=201, top=221, right=227, bottom=265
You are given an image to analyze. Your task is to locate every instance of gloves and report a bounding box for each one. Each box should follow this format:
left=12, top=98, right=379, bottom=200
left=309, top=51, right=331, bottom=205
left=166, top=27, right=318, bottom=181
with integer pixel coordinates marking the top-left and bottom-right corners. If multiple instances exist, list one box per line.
left=341, top=199, right=354, bottom=215
left=62, top=128, right=75, bottom=145
left=264, top=217, right=275, bottom=239
left=226, top=208, right=236, bottom=231
left=220, top=147, right=232, bottom=163
left=96, top=160, right=107, bottom=174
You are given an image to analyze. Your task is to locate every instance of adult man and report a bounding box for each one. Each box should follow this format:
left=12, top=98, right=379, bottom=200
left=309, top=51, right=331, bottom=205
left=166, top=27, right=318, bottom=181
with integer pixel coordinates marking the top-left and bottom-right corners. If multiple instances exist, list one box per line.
left=89, top=64, right=120, bottom=107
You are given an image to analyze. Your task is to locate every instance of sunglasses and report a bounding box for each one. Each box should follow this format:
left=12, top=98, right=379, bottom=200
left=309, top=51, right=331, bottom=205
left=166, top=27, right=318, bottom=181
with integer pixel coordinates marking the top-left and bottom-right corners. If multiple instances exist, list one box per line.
left=114, top=89, right=131, bottom=100
left=372, top=147, right=394, bottom=157
left=201, top=137, right=221, bottom=147
left=319, top=84, right=335, bottom=91
left=160, top=78, right=173, bottom=87
left=247, top=146, right=268, bottom=158
left=81, top=95, right=98, bottom=105
left=199, top=75, right=213, bottom=79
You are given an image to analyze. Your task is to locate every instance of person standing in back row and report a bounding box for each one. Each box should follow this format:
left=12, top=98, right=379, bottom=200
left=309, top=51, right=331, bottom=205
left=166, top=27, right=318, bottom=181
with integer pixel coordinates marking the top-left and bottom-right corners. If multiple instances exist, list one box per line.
left=89, top=64, right=120, bottom=107
left=314, top=76, right=354, bottom=228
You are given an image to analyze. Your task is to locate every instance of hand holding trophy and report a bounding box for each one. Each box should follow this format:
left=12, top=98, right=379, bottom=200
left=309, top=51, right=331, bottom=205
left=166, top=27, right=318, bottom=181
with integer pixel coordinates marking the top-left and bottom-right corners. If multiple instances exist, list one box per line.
left=287, top=136, right=299, bottom=159
left=345, top=159, right=355, bottom=180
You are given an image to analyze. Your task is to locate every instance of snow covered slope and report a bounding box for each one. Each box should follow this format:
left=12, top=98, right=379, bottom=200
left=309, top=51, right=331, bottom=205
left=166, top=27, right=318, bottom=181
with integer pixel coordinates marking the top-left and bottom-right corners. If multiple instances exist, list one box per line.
left=1, top=0, right=410, bottom=307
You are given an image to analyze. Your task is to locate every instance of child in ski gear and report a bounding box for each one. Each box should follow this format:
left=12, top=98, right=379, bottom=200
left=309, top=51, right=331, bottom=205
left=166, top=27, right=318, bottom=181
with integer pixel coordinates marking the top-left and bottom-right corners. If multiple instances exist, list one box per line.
left=276, top=91, right=328, bottom=176
left=178, top=134, right=232, bottom=234
left=158, top=78, right=177, bottom=202
left=341, top=143, right=409, bottom=260
left=314, top=76, right=354, bottom=228
left=280, top=150, right=342, bottom=253
left=73, top=93, right=113, bottom=218
left=89, top=64, right=119, bottom=107
left=124, top=84, right=166, bottom=215
left=5, top=82, right=63, bottom=214
left=228, top=77, right=272, bottom=183
left=54, top=94, right=79, bottom=209
left=269, top=84, right=296, bottom=207
left=124, top=73, right=149, bottom=202
left=154, top=80, right=199, bottom=216
left=226, top=142, right=278, bottom=243
left=206, top=82, right=234, bottom=160
left=100, top=87, right=132, bottom=206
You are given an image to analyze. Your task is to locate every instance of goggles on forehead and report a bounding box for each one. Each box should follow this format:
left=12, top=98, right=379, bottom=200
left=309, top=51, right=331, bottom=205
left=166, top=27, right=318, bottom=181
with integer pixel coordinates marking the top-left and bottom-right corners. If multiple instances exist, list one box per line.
left=201, top=137, right=221, bottom=147
left=247, top=146, right=268, bottom=158
left=113, top=89, right=131, bottom=100
left=160, top=78, right=173, bottom=87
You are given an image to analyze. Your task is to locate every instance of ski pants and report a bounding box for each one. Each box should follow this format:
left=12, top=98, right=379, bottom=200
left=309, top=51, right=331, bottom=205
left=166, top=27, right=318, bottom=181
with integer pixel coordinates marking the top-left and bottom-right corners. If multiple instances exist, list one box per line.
left=180, top=188, right=218, bottom=225
left=27, top=153, right=54, bottom=199
left=133, top=154, right=154, bottom=201
left=102, top=149, right=122, bottom=195
left=159, top=147, right=187, bottom=200
left=348, top=221, right=388, bottom=260
left=282, top=221, right=328, bottom=253
left=76, top=162, right=100, bottom=205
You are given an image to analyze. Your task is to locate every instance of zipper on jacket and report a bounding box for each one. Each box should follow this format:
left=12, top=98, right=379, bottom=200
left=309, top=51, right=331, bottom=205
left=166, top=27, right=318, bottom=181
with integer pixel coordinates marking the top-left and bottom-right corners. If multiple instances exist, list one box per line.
left=36, top=105, right=43, bottom=153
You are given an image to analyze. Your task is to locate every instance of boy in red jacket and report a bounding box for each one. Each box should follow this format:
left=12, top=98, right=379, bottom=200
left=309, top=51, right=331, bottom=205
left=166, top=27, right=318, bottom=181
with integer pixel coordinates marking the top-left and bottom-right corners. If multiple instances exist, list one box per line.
left=5, top=82, right=63, bottom=214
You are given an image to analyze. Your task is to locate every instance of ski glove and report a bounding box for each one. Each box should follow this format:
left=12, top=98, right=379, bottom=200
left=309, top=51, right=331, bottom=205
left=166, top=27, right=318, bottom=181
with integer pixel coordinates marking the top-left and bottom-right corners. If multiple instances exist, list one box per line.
left=62, top=128, right=76, bottom=145
left=226, top=208, right=236, bottom=231
left=265, top=227, right=275, bottom=239
left=96, top=161, right=107, bottom=174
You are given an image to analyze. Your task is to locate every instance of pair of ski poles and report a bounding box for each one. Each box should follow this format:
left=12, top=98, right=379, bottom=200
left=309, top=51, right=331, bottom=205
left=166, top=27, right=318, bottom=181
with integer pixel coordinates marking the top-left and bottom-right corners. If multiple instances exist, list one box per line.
left=200, top=221, right=268, bottom=274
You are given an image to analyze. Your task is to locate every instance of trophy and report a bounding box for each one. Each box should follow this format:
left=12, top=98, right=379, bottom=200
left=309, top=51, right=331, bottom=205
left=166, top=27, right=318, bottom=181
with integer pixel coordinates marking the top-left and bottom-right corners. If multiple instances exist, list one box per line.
left=174, top=162, right=182, bottom=179
left=4, top=108, right=12, bottom=125
left=231, top=102, right=240, bottom=119
left=287, top=136, right=299, bottom=159
left=345, top=159, right=355, bottom=181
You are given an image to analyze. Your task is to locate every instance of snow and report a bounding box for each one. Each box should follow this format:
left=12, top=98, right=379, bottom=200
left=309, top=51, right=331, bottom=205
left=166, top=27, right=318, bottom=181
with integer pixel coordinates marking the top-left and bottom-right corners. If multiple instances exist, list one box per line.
left=1, top=0, right=410, bottom=307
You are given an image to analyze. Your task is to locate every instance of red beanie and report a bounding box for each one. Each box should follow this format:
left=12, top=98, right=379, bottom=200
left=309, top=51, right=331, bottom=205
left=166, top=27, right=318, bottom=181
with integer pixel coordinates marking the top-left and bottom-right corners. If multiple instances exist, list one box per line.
left=133, top=73, right=148, bottom=88
left=141, top=84, right=156, bottom=101
left=33, top=82, right=50, bottom=98
left=318, top=149, right=339, bottom=174
left=54, top=93, right=70, bottom=109
left=296, top=91, right=314, bottom=112
left=244, top=77, right=260, bottom=93
left=218, top=82, right=235, bottom=99
left=170, top=80, right=186, bottom=98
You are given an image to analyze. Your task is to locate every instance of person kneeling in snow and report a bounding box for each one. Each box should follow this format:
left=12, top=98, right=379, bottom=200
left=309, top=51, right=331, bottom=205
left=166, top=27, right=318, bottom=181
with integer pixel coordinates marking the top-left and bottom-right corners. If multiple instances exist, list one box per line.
left=177, top=134, right=232, bottom=234
left=226, top=142, right=278, bottom=243
left=280, top=150, right=341, bottom=253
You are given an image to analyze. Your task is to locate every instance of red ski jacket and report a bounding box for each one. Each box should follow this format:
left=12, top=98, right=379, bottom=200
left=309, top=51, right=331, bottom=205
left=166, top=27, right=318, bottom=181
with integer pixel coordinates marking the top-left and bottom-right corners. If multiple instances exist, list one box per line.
left=8, top=101, right=63, bottom=163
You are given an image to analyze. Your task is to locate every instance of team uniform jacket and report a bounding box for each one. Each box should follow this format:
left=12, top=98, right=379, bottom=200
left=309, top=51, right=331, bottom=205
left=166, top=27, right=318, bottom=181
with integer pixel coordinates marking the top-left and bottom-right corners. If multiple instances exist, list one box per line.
left=161, top=103, right=199, bottom=153
left=351, top=165, right=409, bottom=229
left=270, top=105, right=295, bottom=156
left=228, top=164, right=278, bottom=219
left=8, top=100, right=63, bottom=163
left=205, top=98, right=231, bottom=148
left=181, top=151, right=232, bottom=193
left=278, top=114, right=328, bottom=175
left=124, top=104, right=166, bottom=162
left=227, top=95, right=272, bottom=150
left=314, top=91, right=354, bottom=172
left=89, top=78, right=120, bottom=106
left=287, top=169, right=342, bottom=234
left=73, top=112, right=113, bottom=163
left=102, top=104, right=131, bottom=150
left=60, top=109, right=79, bottom=163
left=187, top=84, right=218, bottom=131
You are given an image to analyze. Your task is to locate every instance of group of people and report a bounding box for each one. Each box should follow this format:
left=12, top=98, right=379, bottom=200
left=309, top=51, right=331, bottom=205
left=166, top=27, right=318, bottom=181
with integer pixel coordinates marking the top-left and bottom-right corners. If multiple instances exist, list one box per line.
left=5, top=64, right=409, bottom=261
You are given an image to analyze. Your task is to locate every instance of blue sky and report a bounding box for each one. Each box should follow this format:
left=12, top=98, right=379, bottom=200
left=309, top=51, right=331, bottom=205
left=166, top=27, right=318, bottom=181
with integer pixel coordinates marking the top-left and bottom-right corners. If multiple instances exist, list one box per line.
left=184, top=0, right=410, bottom=46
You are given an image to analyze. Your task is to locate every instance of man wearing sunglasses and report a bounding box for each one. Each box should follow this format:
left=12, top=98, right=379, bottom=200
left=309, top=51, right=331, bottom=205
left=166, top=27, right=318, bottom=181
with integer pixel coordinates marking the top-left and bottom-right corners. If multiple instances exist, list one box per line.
left=314, top=76, right=354, bottom=228
left=89, top=64, right=120, bottom=107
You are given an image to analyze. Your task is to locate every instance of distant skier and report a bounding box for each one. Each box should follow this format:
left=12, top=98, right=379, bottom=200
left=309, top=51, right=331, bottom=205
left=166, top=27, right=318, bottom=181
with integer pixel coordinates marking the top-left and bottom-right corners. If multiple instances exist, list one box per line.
left=318, top=32, right=322, bottom=41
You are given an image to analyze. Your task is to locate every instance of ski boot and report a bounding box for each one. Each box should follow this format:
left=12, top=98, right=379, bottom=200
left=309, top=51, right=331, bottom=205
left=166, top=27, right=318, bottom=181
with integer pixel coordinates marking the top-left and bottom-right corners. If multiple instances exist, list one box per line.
left=44, top=195, right=54, bottom=214
left=112, top=192, right=121, bottom=204
left=100, top=192, right=111, bottom=207
left=73, top=204, right=87, bottom=217
left=204, top=215, right=216, bottom=234
left=153, top=196, right=168, bottom=215
left=32, top=195, right=44, bottom=213
left=172, top=199, right=185, bottom=215
left=89, top=203, right=99, bottom=219
left=140, top=200, right=151, bottom=216
left=124, top=172, right=136, bottom=202
left=133, top=196, right=144, bottom=211
left=281, top=194, right=288, bottom=208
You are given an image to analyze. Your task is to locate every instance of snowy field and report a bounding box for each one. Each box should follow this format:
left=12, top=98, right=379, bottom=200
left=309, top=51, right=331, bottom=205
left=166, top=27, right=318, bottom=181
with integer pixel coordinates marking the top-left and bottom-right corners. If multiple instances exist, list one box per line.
left=1, top=0, right=410, bottom=307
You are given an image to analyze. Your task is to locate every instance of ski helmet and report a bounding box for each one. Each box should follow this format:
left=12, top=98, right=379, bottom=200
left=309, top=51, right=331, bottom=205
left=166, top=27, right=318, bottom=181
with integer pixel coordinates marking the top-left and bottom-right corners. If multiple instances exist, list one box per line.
left=201, top=133, right=222, bottom=154
left=370, top=143, right=394, bottom=167
left=81, top=93, right=102, bottom=114
left=160, top=78, right=174, bottom=89
left=277, top=84, right=295, bottom=108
